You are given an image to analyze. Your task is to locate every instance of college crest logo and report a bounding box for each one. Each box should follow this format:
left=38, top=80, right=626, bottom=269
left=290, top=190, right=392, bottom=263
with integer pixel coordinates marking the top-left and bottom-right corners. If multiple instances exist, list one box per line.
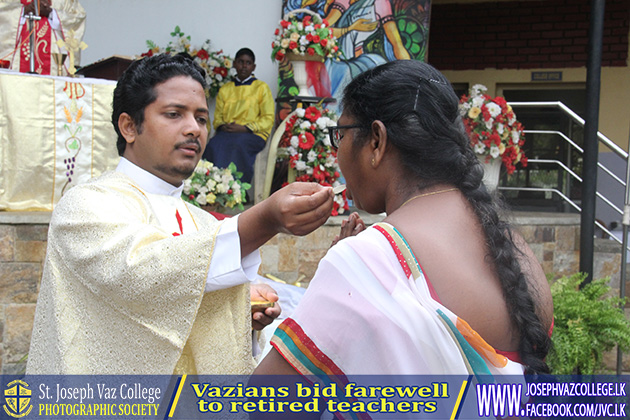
left=3, top=379, right=33, bottom=418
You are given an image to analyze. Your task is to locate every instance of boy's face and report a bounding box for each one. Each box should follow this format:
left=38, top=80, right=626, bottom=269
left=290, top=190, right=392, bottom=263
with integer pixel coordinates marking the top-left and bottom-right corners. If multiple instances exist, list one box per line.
left=234, top=54, right=256, bottom=81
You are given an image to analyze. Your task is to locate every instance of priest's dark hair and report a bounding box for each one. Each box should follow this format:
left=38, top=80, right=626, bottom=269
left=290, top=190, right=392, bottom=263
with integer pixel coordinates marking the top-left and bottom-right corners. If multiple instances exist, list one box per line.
left=341, top=59, right=551, bottom=375
left=235, top=47, right=255, bottom=63
left=112, top=53, right=207, bottom=156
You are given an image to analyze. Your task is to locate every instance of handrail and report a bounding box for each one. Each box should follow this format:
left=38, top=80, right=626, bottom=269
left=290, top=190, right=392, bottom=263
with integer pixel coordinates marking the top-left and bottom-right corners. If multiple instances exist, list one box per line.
left=524, top=129, right=626, bottom=187
left=499, top=186, right=621, bottom=244
left=508, top=101, right=628, bottom=159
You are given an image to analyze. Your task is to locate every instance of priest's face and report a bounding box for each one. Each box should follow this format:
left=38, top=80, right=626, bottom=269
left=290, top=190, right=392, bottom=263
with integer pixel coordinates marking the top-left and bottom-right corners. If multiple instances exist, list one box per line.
left=121, top=76, right=209, bottom=186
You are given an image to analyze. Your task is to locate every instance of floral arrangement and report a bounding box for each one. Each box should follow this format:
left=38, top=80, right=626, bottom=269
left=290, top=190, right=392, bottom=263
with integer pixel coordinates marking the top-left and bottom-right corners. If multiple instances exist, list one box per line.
left=459, top=84, right=527, bottom=175
left=278, top=105, right=348, bottom=215
left=142, top=26, right=235, bottom=98
left=182, top=160, right=250, bottom=211
left=271, top=13, right=341, bottom=62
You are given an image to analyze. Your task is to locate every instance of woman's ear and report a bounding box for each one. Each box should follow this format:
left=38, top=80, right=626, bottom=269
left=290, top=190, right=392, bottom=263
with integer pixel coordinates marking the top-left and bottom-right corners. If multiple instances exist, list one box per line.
left=369, top=120, right=388, bottom=168
left=118, top=113, right=137, bottom=145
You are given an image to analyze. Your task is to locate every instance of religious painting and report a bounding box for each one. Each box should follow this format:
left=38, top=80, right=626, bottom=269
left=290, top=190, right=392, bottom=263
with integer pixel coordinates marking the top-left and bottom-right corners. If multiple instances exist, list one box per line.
left=277, top=0, right=431, bottom=109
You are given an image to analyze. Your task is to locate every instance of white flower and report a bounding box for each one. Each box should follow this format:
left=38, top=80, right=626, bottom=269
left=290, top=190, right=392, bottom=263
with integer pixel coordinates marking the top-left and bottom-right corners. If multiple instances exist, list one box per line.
left=297, top=23, right=304, bottom=31
left=484, top=118, right=494, bottom=130
left=183, top=180, right=192, bottom=194
left=199, top=186, right=208, bottom=194
left=321, top=23, right=327, bottom=29
left=306, top=167, right=313, bottom=175
left=296, top=108, right=305, bottom=118
left=489, top=145, right=501, bottom=159
left=486, top=102, right=501, bottom=118
left=458, top=102, right=471, bottom=116
left=287, top=146, right=298, bottom=156
left=215, top=74, right=223, bottom=82
left=316, top=117, right=329, bottom=130
left=196, top=194, right=207, bottom=205
left=295, top=160, right=307, bottom=171
left=471, top=84, right=488, bottom=97
left=496, top=123, right=505, bottom=135
left=209, top=59, right=220, bottom=67
left=512, top=130, right=521, bottom=144
left=299, top=35, right=309, bottom=46
left=300, top=120, right=311, bottom=130
left=307, top=150, right=317, bottom=162
left=474, top=143, right=486, bottom=154
left=290, top=136, right=299, bottom=148
left=305, top=25, right=314, bottom=32
left=322, top=136, right=331, bottom=147
left=472, top=96, right=485, bottom=108
left=281, top=38, right=290, bottom=48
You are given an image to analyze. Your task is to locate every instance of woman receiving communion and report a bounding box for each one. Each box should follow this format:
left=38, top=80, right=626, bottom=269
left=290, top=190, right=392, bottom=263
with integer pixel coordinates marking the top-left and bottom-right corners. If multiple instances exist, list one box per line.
left=255, top=60, right=553, bottom=379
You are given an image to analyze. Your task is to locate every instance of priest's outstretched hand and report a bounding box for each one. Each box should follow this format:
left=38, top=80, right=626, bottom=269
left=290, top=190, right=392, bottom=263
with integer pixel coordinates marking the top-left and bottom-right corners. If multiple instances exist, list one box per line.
left=237, top=182, right=334, bottom=256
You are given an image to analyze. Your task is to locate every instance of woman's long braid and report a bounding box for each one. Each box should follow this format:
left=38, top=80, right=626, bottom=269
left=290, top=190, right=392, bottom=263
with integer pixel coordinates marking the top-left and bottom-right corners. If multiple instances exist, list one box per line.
left=342, top=60, right=551, bottom=374
left=455, top=140, right=551, bottom=374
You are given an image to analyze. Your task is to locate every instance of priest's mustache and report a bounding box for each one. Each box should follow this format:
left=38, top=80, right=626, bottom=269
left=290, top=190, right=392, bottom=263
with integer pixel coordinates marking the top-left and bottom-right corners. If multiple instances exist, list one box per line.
left=176, top=138, right=201, bottom=151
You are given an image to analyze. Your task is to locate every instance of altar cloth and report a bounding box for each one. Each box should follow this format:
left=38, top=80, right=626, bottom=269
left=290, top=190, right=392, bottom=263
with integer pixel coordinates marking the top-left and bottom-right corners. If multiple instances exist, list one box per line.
left=0, top=69, right=119, bottom=210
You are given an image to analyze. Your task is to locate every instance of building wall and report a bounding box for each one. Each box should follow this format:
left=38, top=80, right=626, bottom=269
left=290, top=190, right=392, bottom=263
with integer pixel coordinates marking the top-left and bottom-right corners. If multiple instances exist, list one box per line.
left=429, top=0, right=630, bottom=151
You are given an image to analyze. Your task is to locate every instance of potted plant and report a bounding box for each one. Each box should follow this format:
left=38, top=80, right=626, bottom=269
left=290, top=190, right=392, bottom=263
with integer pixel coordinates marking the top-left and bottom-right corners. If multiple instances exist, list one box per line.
left=278, top=105, right=348, bottom=216
left=182, top=160, right=250, bottom=212
left=142, top=26, right=234, bottom=98
left=271, top=10, right=341, bottom=96
left=458, top=84, right=528, bottom=189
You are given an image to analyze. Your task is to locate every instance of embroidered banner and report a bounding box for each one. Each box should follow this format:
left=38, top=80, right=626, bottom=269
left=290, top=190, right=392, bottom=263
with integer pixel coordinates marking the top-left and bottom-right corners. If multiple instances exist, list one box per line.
left=0, top=70, right=119, bottom=211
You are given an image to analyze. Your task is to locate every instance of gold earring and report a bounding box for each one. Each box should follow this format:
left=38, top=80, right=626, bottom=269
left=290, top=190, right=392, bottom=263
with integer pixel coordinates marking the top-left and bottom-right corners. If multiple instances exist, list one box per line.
left=371, top=158, right=375, bottom=166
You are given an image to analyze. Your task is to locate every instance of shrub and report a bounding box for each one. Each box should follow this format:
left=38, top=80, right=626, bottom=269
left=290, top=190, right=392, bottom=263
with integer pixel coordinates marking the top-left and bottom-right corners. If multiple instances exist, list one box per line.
left=547, top=273, right=630, bottom=374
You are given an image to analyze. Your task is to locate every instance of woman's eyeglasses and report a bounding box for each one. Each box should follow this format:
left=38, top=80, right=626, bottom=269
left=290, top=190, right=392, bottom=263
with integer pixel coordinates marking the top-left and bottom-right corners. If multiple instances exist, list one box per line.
left=327, top=125, right=363, bottom=149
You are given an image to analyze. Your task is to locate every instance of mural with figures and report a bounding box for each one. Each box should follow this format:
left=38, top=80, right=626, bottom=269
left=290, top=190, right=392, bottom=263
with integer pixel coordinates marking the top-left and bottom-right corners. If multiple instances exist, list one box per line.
left=278, top=0, right=431, bottom=106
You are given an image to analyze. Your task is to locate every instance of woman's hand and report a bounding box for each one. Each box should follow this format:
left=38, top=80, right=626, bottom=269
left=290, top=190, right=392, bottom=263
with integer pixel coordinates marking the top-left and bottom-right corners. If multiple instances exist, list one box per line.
left=331, top=212, right=366, bottom=247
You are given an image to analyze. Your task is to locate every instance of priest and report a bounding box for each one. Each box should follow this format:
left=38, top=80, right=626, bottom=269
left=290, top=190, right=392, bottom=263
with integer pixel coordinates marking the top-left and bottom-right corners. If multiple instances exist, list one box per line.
left=26, top=53, right=334, bottom=375
left=0, top=0, right=86, bottom=75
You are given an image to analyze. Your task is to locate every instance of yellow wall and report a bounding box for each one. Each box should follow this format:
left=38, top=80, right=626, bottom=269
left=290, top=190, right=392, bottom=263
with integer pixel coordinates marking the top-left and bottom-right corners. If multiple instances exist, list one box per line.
left=440, top=66, right=630, bottom=152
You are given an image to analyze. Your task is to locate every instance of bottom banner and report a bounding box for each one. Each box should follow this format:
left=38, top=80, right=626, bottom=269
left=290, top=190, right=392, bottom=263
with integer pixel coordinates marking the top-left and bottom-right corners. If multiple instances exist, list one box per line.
left=1, top=375, right=627, bottom=419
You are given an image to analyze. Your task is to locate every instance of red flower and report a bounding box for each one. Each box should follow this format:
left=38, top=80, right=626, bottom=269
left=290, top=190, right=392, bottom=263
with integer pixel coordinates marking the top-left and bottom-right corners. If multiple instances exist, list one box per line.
left=306, top=33, right=313, bottom=42
left=275, top=28, right=280, bottom=36
left=320, top=39, right=328, bottom=47
left=275, top=51, right=285, bottom=61
left=280, top=20, right=290, bottom=29
left=314, top=24, right=321, bottom=29
left=304, top=106, right=321, bottom=122
left=141, top=49, right=154, bottom=57
left=312, top=35, right=321, bottom=43
left=196, top=49, right=209, bottom=60
left=322, top=19, right=330, bottom=26
left=307, top=47, right=315, bottom=56
left=302, top=15, right=312, bottom=25
left=299, top=132, right=316, bottom=150
left=289, top=41, right=298, bottom=50
left=213, top=67, right=228, bottom=77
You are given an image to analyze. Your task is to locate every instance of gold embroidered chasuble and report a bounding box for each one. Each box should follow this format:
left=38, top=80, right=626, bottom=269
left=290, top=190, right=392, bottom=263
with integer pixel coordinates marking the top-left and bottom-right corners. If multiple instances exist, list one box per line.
left=26, top=171, right=254, bottom=374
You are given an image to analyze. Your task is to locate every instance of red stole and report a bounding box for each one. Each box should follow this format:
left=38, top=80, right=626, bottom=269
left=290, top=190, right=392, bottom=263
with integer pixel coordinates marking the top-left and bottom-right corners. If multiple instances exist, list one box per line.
left=17, top=4, right=53, bottom=74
